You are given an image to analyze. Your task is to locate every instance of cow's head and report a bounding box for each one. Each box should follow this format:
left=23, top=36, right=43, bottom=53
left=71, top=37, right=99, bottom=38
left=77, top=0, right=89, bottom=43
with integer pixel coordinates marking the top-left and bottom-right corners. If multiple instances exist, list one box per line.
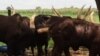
left=11, top=13, right=30, bottom=29
left=34, top=15, right=51, bottom=33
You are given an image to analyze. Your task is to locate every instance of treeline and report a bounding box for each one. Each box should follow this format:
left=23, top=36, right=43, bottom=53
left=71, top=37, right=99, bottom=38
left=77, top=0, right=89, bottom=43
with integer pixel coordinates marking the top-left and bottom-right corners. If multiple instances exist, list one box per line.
left=0, top=7, right=98, bottom=17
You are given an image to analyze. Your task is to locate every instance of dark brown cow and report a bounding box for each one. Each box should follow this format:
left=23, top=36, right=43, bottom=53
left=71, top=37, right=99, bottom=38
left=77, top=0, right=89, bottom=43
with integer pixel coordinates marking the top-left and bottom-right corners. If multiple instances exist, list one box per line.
left=0, top=14, right=23, bottom=56
left=34, top=15, right=51, bottom=56
left=47, top=16, right=75, bottom=56
left=48, top=16, right=100, bottom=56
left=33, top=14, right=100, bottom=56
left=0, top=13, right=35, bottom=56
left=71, top=19, right=100, bottom=56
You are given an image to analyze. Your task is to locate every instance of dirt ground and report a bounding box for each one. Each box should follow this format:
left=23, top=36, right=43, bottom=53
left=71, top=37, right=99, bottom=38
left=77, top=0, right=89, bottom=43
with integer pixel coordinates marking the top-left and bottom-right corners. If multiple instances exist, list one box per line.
left=25, top=47, right=89, bottom=56
left=0, top=48, right=89, bottom=56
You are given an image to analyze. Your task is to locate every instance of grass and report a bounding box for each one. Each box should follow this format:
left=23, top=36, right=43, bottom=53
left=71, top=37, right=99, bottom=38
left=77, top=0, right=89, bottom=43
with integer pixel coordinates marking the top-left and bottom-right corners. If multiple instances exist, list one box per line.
left=0, top=42, right=6, bottom=46
left=48, top=38, right=54, bottom=48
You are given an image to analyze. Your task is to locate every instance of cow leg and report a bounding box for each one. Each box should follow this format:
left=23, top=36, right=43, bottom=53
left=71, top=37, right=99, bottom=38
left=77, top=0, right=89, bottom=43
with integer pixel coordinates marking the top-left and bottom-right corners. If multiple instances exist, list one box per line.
left=19, top=49, right=26, bottom=56
left=52, top=44, right=63, bottom=56
left=30, top=46, right=35, bottom=56
left=7, top=47, right=20, bottom=56
left=37, top=45, right=43, bottom=56
left=45, top=41, right=48, bottom=56
left=63, top=46, right=70, bottom=56
left=89, top=49, right=97, bottom=56
left=98, top=47, right=100, bottom=56
left=7, top=46, right=13, bottom=56
left=98, top=52, right=100, bottom=56
left=7, top=43, right=24, bottom=56
left=13, top=49, right=22, bottom=56
left=89, top=45, right=98, bottom=56
left=7, top=43, right=16, bottom=56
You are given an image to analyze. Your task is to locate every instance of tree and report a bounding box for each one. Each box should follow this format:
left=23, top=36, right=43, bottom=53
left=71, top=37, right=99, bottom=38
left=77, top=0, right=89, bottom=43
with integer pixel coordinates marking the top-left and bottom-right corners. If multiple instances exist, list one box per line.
left=95, top=0, right=100, bottom=21
left=35, top=6, right=42, bottom=14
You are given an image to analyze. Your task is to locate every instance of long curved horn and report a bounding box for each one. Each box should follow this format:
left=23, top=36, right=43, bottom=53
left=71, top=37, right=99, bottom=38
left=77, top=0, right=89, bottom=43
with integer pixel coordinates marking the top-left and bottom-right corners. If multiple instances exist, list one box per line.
left=30, top=14, right=36, bottom=28
left=84, top=6, right=92, bottom=19
left=52, top=6, right=62, bottom=17
left=84, top=6, right=95, bottom=23
left=11, top=5, right=16, bottom=15
left=77, top=5, right=85, bottom=19
left=89, top=11, right=95, bottom=23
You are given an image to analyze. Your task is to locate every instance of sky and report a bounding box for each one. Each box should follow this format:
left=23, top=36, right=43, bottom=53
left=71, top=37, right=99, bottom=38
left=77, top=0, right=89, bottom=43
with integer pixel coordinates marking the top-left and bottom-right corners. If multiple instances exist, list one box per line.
left=0, top=0, right=97, bottom=10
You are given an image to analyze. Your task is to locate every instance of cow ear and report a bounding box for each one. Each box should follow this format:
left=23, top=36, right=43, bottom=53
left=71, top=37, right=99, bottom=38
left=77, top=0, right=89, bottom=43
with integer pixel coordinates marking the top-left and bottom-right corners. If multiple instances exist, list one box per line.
left=16, top=15, right=22, bottom=22
left=12, top=13, right=22, bottom=22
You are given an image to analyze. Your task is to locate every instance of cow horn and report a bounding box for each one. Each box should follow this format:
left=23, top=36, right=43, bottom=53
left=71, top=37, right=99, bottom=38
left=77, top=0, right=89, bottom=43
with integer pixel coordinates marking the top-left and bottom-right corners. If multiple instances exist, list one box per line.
left=77, top=5, right=85, bottom=19
left=86, top=10, right=95, bottom=23
left=30, top=14, right=36, bottom=28
left=84, top=6, right=95, bottom=23
left=84, top=6, right=92, bottom=19
left=11, top=5, right=16, bottom=15
left=52, top=6, right=62, bottom=17
left=89, top=11, right=95, bottom=23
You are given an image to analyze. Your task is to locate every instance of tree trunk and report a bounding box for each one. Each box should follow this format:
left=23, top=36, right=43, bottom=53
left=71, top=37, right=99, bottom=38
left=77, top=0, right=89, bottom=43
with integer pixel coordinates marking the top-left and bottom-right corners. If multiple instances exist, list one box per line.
left=95, top=0, right=100, bottom=22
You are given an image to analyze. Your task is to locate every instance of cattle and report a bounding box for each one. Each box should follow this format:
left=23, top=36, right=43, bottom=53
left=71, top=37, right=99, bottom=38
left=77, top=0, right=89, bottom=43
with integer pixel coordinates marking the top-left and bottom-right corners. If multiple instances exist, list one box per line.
left=33, top=15, right=51, bottom=56
left=47, top=15, right=100, bottom=56
left=47, top=16, right=75, bottom=56
left=71, top=19, right=100, bottom=56
left=0, top=13, right=36, bottom=56
left=46, top=16, right=75, bottom=56
left=45, top=6, right=100, bottom=56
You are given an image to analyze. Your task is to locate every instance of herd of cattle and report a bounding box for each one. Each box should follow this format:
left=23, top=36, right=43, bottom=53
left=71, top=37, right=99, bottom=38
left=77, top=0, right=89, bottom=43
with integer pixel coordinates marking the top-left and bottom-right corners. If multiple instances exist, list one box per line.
left=0, top=8, right=100, bottom=56
left=0, top=10, right=100, bottom=56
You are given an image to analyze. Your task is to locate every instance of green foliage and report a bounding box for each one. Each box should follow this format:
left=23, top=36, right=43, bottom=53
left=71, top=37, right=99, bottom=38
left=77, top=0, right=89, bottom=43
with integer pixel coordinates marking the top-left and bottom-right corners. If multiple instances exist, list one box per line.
left=0, top=42, right=6, bottom=46
left=0, top=7, right=98, bottom=17
left=48, top=38, right=54, bottom=48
